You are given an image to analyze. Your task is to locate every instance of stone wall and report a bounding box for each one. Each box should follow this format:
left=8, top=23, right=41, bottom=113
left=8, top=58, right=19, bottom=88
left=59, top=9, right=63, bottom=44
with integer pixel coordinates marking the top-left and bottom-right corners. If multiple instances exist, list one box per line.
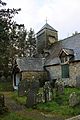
left=46, top=61, right=80, bottom=87
left=22, top=71, right=48, bottom=81
left=70, top=61, right=80, bottom=87
left=46, top=65, right=61, bottom=80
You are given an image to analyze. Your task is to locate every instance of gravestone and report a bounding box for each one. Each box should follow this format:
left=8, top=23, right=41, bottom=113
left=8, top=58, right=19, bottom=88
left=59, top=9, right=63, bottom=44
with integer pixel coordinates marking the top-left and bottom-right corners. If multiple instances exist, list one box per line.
left=69, top=92, right=79, bottom=107
left=36, top=93, right=43, bottom=103
left=30, top=80, right=39, bottom=92
left=0, top=76, right=6, bottom=82
left=18, top=80, right=30, bottom=96
left=43, top=81, right=53, bottom=103
left=55, top=80, right=64, bottom=96
left=26, top=81, right=39, bottom=108
left=76, top=75, right=80, bottom=88
left=26, top=90, right=37, bottom=108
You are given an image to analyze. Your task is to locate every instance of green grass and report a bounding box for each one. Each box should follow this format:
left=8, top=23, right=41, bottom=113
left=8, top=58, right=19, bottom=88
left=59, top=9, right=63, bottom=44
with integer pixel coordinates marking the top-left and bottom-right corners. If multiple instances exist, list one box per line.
left=0, top=112, right=36, bottom=120
left=9, top=91, right=27, bottom=105
left=37, top=87, right=80, bottom=117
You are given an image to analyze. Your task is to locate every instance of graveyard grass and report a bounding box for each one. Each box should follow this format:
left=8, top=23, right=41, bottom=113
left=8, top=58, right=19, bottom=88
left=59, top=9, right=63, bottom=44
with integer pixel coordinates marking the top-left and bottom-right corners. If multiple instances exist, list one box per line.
left=37, top=87, right=80, bottom=117
left=6, top=87, right=80, bottom=118
left=0, top=112, right=37, bottom=120
left=11, top=91, right=26, bottom=105
left=1, top=82, right=80, bottom=119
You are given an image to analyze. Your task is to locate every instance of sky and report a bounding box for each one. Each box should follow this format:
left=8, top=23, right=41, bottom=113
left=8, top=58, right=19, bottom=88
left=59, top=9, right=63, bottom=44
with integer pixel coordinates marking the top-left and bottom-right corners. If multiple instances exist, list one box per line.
left=3, top=0, right=80, bottom=39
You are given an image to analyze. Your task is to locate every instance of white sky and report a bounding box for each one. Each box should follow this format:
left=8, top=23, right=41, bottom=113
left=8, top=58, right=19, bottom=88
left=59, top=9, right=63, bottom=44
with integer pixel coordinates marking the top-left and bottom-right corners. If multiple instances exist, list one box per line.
left=3, top=0, right=80, bottom=39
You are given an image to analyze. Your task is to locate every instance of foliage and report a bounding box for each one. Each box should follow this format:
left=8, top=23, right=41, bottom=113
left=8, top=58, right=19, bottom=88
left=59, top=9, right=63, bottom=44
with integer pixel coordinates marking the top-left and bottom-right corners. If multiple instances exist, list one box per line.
left=0, top=82, right=13, bottom=91
left=0, top=1, right=36, bottom=79
left=37, top=87, right=80, bottom=117
left=0, top=0, right=22, bottom=78
left=26, top=28, right=36, bottom=57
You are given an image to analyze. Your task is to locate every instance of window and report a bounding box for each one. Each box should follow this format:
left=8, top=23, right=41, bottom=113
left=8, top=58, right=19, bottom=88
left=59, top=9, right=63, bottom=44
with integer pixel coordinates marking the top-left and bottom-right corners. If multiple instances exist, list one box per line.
left=61, top=56, right=69, bottom=63
left=61, top=64, right=69, bottom=78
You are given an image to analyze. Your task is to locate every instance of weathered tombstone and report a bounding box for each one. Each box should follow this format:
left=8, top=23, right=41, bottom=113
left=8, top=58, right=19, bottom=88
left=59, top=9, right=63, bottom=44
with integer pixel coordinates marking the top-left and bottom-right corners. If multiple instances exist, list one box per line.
left=36, top=93, right=43, bottom=103
left=55, top=80, right=64, bottom=96
left=26, top=90, right=37, bottom=108
left=69, top=92, right=79, bottom=107
left=76, top=75, right=80, bottom=88
left=26, top=81, right=39, bottom=108
left=43, top=81, right=53, bottom=103
left=18, top=80, right=30, bottom=96
left=0, top=76, right=6, bottom=82
left=30, top=80, right=39, bottom=92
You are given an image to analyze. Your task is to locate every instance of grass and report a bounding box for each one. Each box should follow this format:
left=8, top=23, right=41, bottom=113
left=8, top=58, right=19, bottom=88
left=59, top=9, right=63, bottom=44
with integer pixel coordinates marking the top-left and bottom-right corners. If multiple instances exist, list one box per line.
left=0, top=112, right=36, bottom=120
left=11, top=91, right=26, bottom=105
left=37, top=87, right=80, bottom=117
left=0, top=81, right=80, bottom=119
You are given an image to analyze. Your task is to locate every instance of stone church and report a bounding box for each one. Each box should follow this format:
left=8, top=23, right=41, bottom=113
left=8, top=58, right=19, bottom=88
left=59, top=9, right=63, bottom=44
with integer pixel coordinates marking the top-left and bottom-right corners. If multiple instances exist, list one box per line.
left=13, top=23, right=80, bottom=90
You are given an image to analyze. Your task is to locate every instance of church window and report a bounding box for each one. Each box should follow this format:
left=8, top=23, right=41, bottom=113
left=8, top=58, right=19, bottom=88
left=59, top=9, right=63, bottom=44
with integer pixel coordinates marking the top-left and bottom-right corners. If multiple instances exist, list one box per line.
left=61, top=64, right=69, bottom=78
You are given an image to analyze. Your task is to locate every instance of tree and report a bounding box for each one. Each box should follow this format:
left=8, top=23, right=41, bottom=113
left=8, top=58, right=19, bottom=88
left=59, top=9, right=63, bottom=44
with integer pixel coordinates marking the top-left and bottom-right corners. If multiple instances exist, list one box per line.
left=26, top=28, right=36, bottom=57
left=0, top=0, right=36, bottom=79
left=0, top=0, right=22, bottom=78
left=9, top=23, right=27, bottom=74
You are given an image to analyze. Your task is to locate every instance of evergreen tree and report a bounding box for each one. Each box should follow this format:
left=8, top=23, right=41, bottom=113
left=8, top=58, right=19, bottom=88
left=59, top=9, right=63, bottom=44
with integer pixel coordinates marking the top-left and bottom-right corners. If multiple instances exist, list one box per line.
left=0, top=0, right=23, bottom=78
left=26, top=28, right=36, bottom=57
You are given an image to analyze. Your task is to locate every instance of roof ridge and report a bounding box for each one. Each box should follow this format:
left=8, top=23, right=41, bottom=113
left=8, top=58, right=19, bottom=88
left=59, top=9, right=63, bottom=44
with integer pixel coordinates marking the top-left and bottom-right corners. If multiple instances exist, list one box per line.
left=37, top=23, right=57, bottom=34
left=61, top=32, right=80, bottom=41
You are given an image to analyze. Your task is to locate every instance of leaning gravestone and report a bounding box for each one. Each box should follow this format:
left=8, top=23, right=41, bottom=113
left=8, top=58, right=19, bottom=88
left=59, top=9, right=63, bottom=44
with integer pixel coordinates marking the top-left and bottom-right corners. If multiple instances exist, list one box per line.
left=26, top=80, right=39, bottom=108
left=55, top=80, right=64, bottom=96
left=69, top=92, right=79, bottom=107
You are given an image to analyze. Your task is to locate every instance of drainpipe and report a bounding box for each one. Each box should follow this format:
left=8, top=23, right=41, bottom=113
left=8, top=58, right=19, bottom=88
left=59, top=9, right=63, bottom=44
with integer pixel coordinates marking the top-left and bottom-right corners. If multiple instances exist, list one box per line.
left=43, top=66, right=51, bottom=81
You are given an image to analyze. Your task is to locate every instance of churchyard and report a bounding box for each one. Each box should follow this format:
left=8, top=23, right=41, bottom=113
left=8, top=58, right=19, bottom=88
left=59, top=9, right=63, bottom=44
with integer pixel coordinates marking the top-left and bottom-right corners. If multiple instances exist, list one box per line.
left=0, top=80, right=80, bottom=120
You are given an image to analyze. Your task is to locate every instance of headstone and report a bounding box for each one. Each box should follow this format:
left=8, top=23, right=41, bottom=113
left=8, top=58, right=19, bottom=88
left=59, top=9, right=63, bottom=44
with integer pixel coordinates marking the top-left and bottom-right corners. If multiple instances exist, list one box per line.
left=76, top=75, right=80, bottom=88
left=26, top=90, right=37, bottom=108
left=26, top=81, right=39, bottom=108
left=69, top=92, right=79, bottom=107
left=55, top=80, right=64, bottom=96
left=30, top=81, right=39, bottom=92
left=0, top=76, right=6, bottom=82
left=18, top=80, right=30, bottom=96
left=43, top=81, right=53, bottom=103
left=36, top=93, right=43, bottom=103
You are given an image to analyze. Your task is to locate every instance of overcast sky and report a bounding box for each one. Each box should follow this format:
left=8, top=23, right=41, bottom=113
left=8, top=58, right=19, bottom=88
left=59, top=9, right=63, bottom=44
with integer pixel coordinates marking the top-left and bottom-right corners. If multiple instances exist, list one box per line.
left=3, top=0, right=80, bottom=39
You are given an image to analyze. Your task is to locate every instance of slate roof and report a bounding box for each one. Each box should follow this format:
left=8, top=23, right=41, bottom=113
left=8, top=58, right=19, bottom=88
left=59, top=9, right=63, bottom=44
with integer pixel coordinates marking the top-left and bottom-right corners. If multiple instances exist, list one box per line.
left=16, top=57, right=45, bottom=72
left=37, top=23, right=57, bottom=34
left=45, top=33, right=80, bottom=66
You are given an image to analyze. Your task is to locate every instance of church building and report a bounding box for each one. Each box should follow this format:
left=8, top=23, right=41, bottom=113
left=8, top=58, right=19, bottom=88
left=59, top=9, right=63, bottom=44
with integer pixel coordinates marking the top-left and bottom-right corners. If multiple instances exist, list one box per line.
left=13, top=23, right=80, bottom=90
